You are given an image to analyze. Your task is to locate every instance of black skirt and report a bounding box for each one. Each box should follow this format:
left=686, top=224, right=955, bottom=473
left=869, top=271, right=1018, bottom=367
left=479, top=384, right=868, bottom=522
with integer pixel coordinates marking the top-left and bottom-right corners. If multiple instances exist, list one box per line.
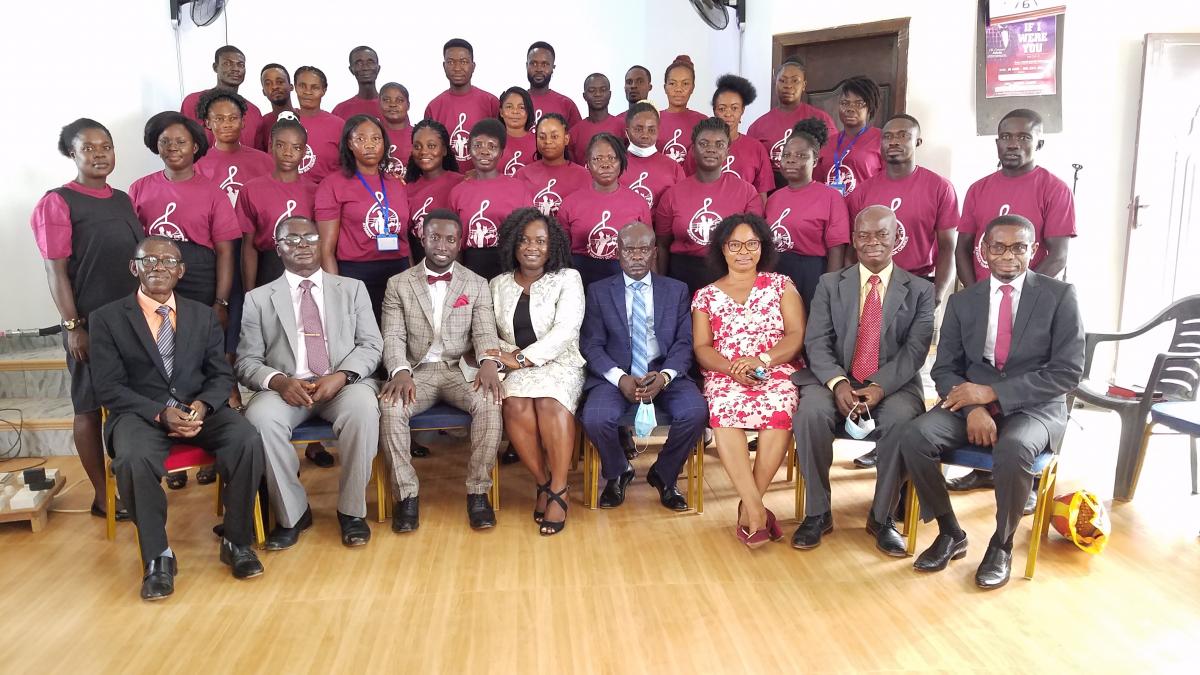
left=254, top=248, right=285, bottom=288
left=462, top=247, right=503, bottom=281
left=667, top=253, right=721, bottom=301
left=775, top=251, right=827, bottom=312
left=572, top=255, right=620, bottom=288
left=339, top=258, right=410, bottom=322
left=174, top=240, right=217, bottom=306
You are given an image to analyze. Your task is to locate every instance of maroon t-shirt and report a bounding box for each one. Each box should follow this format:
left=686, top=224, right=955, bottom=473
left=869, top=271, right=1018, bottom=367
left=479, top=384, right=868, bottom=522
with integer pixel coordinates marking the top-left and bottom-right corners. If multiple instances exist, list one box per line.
left=500, top=133, right=538, bottom=177
left=236, top=175, right=318, bottom=251
left=557, top=186, right=652, bottom=259
left=567, top=114, right=627, bottom=165
left=683, top=133, right=775, bottom=194
left=621, top=151, right=686, bottom=210
left=448, top=175, right=533, bottom=249
left=815, top=127, right=884, bottom=197
left=407, top=171, right=464, bottom=240
left=654, top=173, right=764, bottom=257
left=958, top=166, right=1076, bottom=279
left=195, top=145, right=274, bottom=207
left=529, top=89, right=583, bottom=130
left=847, top=166, right=959, bottom=277
left=423, top=86, right=501, bottom=171
left=128, top=171, right=241, bottom=249
left=764, top=181, right=851, bottom=256
left=383, top=125, right=414, bottom=181
left=181, top=89, right=264, bottom=148
left=267, top=109, right=347, bottom=185
left=657, top=109, right=708, bottom=164
left=332, top=96, right=383, bottom=121
left=518, top=161, right=591, bottom=218
left=314, top=171, right=410, bottom=262
left=746, top=103, right=838, bottom=172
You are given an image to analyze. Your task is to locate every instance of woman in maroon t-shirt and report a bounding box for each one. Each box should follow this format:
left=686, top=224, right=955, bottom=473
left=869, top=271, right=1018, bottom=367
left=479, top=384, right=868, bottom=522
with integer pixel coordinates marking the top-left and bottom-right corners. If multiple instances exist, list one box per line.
left=379, top=82, right=413, bottom=182
left=657, top=55, right=708, bottom=165
left=519, top=113, right=590, bottom=218
left=405, top=119, right=463, bottom=263
left=686, top=75, right=775, bottom=199
left=815, top=76, right=884, bottom=197
left=621, top=101, right=686, bottom=212
left=497, top=86, right=538, bottom=177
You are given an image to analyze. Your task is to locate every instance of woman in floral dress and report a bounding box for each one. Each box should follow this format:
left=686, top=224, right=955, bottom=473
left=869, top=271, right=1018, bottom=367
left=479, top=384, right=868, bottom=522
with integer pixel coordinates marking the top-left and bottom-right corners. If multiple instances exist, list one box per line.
left=692, top=213, right=806, bottom=548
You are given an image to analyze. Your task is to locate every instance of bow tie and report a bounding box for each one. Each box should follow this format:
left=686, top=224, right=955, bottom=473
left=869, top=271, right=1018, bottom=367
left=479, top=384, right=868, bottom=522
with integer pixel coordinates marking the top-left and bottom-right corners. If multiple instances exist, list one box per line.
left=427, top=272, right=452, bottom=285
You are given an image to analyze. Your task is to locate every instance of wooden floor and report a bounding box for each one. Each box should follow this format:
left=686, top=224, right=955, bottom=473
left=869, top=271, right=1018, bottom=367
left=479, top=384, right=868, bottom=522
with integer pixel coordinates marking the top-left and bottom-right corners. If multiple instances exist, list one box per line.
left=2, top=408, right=1198, bottom=673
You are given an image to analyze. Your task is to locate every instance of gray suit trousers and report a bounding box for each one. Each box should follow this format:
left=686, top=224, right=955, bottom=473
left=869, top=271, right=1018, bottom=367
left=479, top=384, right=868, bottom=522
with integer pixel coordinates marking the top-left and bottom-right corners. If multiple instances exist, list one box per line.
left=245, top=382, right=380, bottom=527
left=380, top=362, right=502, bottom=499
left=793, top=383, right=923, bottom=519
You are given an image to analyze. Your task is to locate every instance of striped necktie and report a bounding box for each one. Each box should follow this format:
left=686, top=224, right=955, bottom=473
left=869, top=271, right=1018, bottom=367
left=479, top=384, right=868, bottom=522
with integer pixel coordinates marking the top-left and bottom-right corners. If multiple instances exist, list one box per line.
left=155, top=305, right=181, bottom=408
left=630, top=281, right=649, bottom=377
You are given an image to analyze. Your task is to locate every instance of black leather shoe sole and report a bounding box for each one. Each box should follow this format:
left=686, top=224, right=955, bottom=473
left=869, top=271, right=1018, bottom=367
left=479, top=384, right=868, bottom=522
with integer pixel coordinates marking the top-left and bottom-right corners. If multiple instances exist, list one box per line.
left=946, top=471, right=994, bottom=491
left=791, top=521, right=834, bottom=550
left=852, top=450, right=878, bottom=469
left=866, top=522, right=909, bottom=558
left=914, top=535, right=968, bottom=572
left=220, top=546, right=264, bottom=579
left=598, top=468, right=634, bottom=509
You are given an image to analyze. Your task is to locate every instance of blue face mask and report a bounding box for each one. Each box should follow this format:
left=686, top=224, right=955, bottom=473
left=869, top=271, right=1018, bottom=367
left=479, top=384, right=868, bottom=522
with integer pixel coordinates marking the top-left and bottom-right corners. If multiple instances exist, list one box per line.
left=844, top=401, right=876, bottom=440
left=634, top=401, right=658, bottom=438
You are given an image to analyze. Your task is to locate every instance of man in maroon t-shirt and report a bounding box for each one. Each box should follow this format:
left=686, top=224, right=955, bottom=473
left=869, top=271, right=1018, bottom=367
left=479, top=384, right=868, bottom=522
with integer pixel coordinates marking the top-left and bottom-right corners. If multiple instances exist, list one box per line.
left=525, top=41, right=582, bottom=130
left=424, top=38, right=500, bottom=172
left=331, top=46, right=384, bottom=121
left=568, top=73, right=626, bottom=164
left=254, top=64, right=295, bottom=151
left=181, top=45, right=263, bottom=148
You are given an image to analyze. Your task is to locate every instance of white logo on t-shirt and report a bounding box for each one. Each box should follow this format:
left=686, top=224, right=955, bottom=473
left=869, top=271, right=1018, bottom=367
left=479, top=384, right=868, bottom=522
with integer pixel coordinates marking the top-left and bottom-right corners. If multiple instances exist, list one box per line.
left=770, top=128, right=793, bottom=168
left=504, top=150, right=526, bottom=177
left=770, top=207, right=793, bottom=252
left=220, top=165, right=242, bottom=206
left=148, top=202, right=187, bottom=241
left=890, top=197, right=909, bottom=255
left=299, top=144, right=316, bottom=174
left=450, top=112, right=470, bottom=162
left=384, top=144, right=407, bottom=180
left=688, top=197, right=720, bottom=245
left=664, top=129, right=687, bottom=163
left=411, top=196, right=435, bottom=239
left=629, top=171, right=653, bottom=208
left=274, top=199, right=298, bottom=235
left=587, top=209, right=619, bottom=260
left=467, top=199, right=498, bottom=248
left=534, top=179, right=562, bottom=216
left=975, top=203, right=1011, bottom=270
left=827, top=164, right=858, bottom=195
left=362, top=191, right=401, bottom=238
left=721, top=155, right=741, bottom=179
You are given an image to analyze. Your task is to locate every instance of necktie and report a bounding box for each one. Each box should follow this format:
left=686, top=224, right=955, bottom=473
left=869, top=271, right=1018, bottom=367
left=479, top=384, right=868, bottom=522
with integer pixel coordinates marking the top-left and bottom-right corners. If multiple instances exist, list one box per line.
left=299, top=280, right=331, bottom=376
left=850, top=275, right=882, bottom=383
left=427, top=271, right=453, bottom=285
left=994, top=284, right=1014, bottom=370
left=155, top=305, right=180, bottom=408
left=630, top=281, right=649, bottom=377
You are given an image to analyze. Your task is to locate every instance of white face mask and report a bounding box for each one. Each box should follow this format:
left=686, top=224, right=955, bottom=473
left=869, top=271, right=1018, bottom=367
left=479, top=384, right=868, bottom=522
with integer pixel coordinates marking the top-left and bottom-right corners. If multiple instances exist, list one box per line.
left=628, top=143, right=658, bottom=158
left=844, top=401, right=876, bottom=440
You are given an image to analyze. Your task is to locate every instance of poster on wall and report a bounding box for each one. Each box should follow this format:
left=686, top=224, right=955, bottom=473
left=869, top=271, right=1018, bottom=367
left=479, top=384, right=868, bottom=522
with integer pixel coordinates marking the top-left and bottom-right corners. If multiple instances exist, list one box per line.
left=984, top=17, right=1057, bottom=98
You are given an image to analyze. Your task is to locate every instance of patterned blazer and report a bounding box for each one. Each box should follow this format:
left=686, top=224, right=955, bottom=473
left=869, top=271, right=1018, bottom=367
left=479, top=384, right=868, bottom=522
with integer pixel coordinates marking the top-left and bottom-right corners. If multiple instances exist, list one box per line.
left=489, top=268, right=586, bottom=369
left=381, top=261, right=500, bottom=381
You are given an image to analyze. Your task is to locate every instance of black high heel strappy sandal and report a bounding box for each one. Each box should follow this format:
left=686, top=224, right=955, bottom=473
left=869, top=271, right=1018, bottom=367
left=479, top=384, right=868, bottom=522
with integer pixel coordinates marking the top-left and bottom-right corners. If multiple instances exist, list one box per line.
left=533, top=480, right=551, bottom=523
left=540, top=485, right=569, bottom=536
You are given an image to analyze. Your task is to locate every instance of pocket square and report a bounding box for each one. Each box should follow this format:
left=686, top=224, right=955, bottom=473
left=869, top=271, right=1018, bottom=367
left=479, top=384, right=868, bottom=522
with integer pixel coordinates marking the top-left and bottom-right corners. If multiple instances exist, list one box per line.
left=453, top=294, right=470, bottom=308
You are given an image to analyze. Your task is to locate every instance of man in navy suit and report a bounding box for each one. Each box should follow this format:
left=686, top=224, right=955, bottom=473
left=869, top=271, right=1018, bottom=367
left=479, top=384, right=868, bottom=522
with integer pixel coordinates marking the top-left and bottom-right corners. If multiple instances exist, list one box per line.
left=580, top=222, right=708, bottom=510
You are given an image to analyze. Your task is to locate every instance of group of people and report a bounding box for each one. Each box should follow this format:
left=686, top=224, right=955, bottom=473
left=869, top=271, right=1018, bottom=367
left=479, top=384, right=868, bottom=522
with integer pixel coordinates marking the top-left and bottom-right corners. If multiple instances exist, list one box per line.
left=30, top=38, right=1085, bottom=601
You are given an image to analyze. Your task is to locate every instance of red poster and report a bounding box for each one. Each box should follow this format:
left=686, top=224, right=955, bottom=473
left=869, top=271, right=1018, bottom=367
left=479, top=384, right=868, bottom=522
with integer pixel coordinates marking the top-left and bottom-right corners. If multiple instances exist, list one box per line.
left=985, top=18, right=1057, bottom=98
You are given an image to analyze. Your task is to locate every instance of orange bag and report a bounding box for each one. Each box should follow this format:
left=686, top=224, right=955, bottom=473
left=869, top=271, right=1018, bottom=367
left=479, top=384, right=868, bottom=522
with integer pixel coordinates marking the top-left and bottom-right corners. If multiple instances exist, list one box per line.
left=1050, top=490, right=1110, bottom=554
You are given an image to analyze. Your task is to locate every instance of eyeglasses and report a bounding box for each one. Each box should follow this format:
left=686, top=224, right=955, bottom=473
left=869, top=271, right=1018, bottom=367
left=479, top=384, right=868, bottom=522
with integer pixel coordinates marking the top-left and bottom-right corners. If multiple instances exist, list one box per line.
left=277, top=233, right=320, bottom=247
left=725, top=239, right=761, bottom=253
left=985, top=242, right=1030, bottom=256
left=838, top=99, right=868, bottom=110
left=135, top=255, right=181, bottom=269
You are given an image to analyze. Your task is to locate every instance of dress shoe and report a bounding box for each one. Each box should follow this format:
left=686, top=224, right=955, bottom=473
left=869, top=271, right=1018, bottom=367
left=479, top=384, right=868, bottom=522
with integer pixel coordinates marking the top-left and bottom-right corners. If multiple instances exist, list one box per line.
left=598, top=466, right=635, bottom=508
left=791, top=512, right=834, bottom=549
left=336, top=511, right=371, bottom=546
left=914, top=532, right=969, bottom=572
left=500, top=448, right=520, bottom=465
left=866, top=515, right=908, bottom=557
left=266, top=506, right=313, bottom=551
left=618, top=427, right=637, bottom=460
left=946, top=469, right=993, bottom=491
left=305, top=442, right=336, bottom=468
left=196, top=466, right=217, bottom=485
left=165, top=472, right=187, bottom=490
left=646, top=464, right=689, bottom=511
left=467, top=493, right=496, bottom=530
left=852, top=449, right=878, bottom=468
left=391, top=496, right=419, bottom=533
left=140, top=555, right=176, bottom=601
left=1023, top=488, right=1038, bottom=516
left=91, top=502, right=131, bottom=522
left=975, top=545, right=1012, bottom=589
left=220, top=538, right=264, bottom=579
left=411, top=443, right=430, bottom=458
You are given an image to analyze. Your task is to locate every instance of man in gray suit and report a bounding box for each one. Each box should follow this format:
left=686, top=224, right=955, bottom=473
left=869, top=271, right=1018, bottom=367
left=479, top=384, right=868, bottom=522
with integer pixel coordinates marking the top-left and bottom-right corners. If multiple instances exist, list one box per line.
left=379, top=209, right=504, bottom=532
left=236, top=216, right=383, bottom=550
left=898, top=214, right=1084, bottom=589
left=791, top=205, right=934, bottom=554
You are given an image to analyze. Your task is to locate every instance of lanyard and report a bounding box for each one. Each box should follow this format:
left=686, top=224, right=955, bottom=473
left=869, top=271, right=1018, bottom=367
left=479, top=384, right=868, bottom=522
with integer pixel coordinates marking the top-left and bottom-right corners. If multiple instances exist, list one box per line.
left=832, top=127, right=868, bottom=175
left=355, top=171, right=390, bottom=234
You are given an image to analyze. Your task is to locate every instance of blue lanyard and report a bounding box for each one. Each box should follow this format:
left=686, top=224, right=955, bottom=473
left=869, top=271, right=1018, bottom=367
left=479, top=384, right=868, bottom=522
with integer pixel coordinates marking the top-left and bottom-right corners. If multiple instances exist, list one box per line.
left=355, top=171, right=390, bottom=234
left=832, top=127, right=868, bottom=175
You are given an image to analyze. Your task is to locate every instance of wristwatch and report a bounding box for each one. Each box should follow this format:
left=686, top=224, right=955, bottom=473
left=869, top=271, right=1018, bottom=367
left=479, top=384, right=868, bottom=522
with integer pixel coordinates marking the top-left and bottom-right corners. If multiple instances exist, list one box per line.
left=61, top=317, right=86, bottom=331
left=660, top=371, right=673, bottom=388
left=338, top=370, right=360, bottom=384
left=214, top=298, right=230, bottom=307
left=515, top=352, right=528, bottom=368
left=757, top=352, right=772, bottom=367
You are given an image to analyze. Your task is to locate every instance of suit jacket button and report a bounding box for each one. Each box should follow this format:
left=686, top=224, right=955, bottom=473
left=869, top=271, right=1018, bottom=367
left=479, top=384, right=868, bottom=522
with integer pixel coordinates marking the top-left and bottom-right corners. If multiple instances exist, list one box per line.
left=1000, top=373, right=1006, bottom=379
left=171, top=387, right=178, bottom=393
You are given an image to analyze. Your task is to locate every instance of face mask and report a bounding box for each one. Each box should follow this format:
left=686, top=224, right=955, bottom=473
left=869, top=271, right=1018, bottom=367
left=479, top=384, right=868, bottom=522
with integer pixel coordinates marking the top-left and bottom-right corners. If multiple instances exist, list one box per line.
left=628, top=143, right=658, bottom=158
left=634, top=401, right=658, bottom=437
left=844, top=401, right=876, bottom=440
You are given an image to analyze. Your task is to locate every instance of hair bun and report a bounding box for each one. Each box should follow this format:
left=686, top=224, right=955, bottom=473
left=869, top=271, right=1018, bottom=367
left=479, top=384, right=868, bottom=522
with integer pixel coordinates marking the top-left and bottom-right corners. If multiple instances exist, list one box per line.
left=673, top=54, right=693, bottom=66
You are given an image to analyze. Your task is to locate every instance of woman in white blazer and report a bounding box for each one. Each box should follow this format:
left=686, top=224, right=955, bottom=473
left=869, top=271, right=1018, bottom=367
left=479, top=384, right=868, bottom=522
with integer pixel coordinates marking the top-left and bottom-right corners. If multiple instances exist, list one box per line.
left=487, top=208, right=585, bottom=536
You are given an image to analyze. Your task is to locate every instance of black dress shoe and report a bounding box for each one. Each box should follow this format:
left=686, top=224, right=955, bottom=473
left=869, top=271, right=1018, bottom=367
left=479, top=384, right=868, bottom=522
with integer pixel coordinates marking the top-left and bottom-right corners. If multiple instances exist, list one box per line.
left=1023, top=488, right=1038, bottom=516
left=467, top=493, right=496, bottom=530
left=220, top=538, right=264, bottom=579
left=140, top=555, right=177, bottom=601
left=305, top=442, right=336, bottom=468
left=266, top=506, right=313, bottom=551
left=165, top=472, right=188, bottom=490
left=91, top=502, right=132, bottom=522
left=598, top=466, right=635, bottom=509
left=866, top=515, right=908, bottom=557
left=852, top=449, right=878, bottom=468
left=914, top=532, right=969, bottom=572
left=946, top=469, right=994, bottom=491
left=500, top=448, right=520, bottom=465
left=791, top=512, right=834, bottom=549
left=618, top=428, right=637, bottom=461
left=411, top=443, right=430, bottom=458
left=391, top=496, right=419, bottom=533
left=975, top=545, right=1012, bottom=589
left=337, top=511, right=371, bottom=546
left=646, top=464, right=689, bottom=511
left=196, top=465, right=217, bottom=485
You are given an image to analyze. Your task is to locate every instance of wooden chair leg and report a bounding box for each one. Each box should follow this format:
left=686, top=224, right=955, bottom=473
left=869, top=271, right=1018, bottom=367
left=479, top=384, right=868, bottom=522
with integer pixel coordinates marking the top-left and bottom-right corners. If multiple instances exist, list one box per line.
left=795, top=474, right=805, bottom=521
left=490, top=462, right=500, bottom=511
left=686, top=444, right=695, bottom=512
left=786, top=438, right=795, bottom=482
left=252, top=494, right=266, bottom=548
left=214, top=469, right=224, bottom=516
left=696, top=438, right=704, bottom=514
left=1025, top=461, right=1057, bottom=579
left=105, top=459, right=117, bottom=542
left=372, top=454, right=387, bottom=523
left=905, top=482, right=920, bottom=556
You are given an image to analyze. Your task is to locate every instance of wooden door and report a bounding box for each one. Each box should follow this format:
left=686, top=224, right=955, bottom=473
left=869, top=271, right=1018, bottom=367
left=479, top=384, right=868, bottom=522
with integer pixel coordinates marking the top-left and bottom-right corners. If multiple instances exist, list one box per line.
left=772, top=18, right=910, bottom=130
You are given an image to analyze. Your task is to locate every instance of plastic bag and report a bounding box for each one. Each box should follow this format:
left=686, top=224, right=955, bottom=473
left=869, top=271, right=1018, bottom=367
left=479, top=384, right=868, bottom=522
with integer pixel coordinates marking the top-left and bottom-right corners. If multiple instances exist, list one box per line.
left=1050, top=490, right=1110, bottom=554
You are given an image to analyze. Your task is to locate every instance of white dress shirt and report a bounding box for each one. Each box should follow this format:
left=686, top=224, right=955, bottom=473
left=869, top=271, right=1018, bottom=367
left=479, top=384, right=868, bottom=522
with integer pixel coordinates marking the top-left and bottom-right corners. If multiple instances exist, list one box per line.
left=390, top=262, right=455, bottom=377
left=983, top=271, right=1026, bottom=367
left=603, top=273, right=678, bottom=387
left=262, top=268, right=328, bottom=389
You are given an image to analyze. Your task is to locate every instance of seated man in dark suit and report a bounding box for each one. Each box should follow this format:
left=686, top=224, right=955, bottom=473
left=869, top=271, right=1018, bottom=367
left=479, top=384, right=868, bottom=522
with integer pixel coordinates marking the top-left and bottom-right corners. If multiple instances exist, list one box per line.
left=894, top=214, right=1084, bottom=589
left=580, top=221, right=708, bottom=510
left=89, top=236, right=265, bottom=601
left=791, top=205, right=934, bottom=552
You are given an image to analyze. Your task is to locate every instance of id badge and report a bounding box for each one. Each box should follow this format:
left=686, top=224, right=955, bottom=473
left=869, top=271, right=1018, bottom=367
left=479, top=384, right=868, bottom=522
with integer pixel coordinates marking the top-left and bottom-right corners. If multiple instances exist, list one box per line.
left=830, top=181, right=847, bottom=197
left=376, top=233, right=399, bottom=251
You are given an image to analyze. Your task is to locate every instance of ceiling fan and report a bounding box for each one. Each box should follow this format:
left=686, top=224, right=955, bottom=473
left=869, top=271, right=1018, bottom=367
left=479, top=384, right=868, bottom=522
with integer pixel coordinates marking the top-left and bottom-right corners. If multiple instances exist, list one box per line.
left=688, top=0, right=747, bottom=30
left=169, top=0, right=226, bottom=27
